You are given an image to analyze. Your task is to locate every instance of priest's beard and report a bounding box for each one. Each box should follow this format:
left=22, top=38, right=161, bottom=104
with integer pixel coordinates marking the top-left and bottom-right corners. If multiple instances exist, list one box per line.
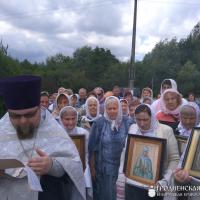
left=15, top=124, right=35, bottom=140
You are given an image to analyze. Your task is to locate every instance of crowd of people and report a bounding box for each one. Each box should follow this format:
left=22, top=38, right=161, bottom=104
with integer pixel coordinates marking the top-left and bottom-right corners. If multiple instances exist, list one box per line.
left=0, top=75, right=200, bottom=200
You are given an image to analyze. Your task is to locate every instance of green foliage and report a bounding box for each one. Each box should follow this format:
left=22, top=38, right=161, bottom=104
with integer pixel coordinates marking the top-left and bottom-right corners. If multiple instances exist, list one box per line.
left=0, top=21, right=200, bottom=103
left=137, top=22, right=200, bottom=96
left=177, top=61, right=200, bottom=95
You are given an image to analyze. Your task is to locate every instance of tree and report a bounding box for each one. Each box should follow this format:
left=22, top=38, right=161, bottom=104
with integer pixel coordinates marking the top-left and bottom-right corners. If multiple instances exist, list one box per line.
left=137, top=38, right=181, bottom=95
left=177, top=61, right=200, bottom=95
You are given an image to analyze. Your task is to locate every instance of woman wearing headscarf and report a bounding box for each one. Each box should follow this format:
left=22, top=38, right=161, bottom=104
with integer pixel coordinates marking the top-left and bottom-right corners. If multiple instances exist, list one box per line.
left=77, top=91, right=97, bottom=118
left=52, top=93, right=70, bottom=120
left=88, top=96, right=132, bottom=200
left=142, top=96, right=153, bottom=105
left=156, top=89, right=184, bottom=135
left=125, top=104, right=180, bottom=200
left=152, top=79, right=178, bottom=114
left=140, top=87, right=153, bottom=103
left=81, top=96, right=101, bottom=131
left=173, top=103, right=200, bottom=200
left=59, top=106, right=92, bottom=200
left=176, top=102, right=200, bottom=137
left=153, top=79, right=188, bottom=114
left=69, top=94, right=79, bottom=108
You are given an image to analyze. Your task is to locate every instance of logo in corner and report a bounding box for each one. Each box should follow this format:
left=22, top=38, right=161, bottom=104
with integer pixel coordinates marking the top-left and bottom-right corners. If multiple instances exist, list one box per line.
left=148, top=186, right=156, bottom=197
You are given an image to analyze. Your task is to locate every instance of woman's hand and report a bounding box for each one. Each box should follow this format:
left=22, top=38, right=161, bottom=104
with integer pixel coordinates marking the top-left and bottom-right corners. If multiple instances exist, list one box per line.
left=174, top=168, right=192, bottom=184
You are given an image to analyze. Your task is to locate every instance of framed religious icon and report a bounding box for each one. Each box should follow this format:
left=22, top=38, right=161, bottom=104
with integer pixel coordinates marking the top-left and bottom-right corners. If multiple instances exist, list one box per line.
left=175, top=135, right=188, bottom=156
left=124, top=134, right=166, bottom=186
left=182, top=128, right=200, bottom=178
left=70, top=135, right=86, bottom=170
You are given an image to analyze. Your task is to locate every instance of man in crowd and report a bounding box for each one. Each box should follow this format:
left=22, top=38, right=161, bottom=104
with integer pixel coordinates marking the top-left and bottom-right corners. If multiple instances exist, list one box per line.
left=0, top=75, right=86, bottom=200
left=112, top=85, right=121, bottom=99
left=76, top=88, right=87, bottom=108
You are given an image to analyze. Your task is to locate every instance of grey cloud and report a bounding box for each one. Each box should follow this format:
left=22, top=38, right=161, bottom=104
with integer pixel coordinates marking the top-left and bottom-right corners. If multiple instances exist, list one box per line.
left=0, top=0, right=199, bottom=63
left=76, top=4, right=123, bottom=36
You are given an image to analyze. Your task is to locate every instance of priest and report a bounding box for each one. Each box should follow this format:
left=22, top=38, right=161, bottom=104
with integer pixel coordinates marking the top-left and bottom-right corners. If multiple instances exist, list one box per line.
left=0, top=75, right=86, bottom=200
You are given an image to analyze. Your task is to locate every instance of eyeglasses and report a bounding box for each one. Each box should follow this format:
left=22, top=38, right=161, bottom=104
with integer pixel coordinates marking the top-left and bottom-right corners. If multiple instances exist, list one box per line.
left=9, top=107, right=39, bottom=120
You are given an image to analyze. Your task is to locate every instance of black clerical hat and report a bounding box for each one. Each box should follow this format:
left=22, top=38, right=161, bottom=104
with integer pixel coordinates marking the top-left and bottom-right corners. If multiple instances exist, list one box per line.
left=0, top=75, right=41, bottom=110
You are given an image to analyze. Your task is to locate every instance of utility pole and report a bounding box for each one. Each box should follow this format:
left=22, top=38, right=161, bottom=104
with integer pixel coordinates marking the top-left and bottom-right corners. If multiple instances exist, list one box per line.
left=129, top=0, right=138, bottom=92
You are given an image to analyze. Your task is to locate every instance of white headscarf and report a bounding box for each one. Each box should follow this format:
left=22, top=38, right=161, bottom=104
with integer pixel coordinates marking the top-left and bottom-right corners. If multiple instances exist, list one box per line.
left=55, top=93, right=70, bottom=107
left=104, top=96, right=123, bottom=131
left=52, top=93, right=70, bottom=118
left=135, top=104, right=158, bottom=136
left=59, top=106, right=78, bottom=134
left=83, top=96, right=100, bottom=122
left=160, top=79, right=177, bottom=94
left=177, top=102, right=200, bottom=137
left=69, top=94, right=79, bottom=106
left=141, top=96, right=153, bottom=105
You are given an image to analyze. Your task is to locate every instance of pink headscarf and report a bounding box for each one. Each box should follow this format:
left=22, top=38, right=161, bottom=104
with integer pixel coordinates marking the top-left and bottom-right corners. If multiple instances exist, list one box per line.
left=160, top=89, right=183, bottom=118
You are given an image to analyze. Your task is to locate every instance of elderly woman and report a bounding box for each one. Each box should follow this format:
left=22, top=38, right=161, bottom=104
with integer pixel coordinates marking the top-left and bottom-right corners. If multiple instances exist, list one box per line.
left=173, top=103, right=200, bottom=200
left=177, top=102, right=200, bottom=137
left=151, top=79, right=177, bottom=113
left=81, top=96, right=101, bottom=131
left=88, top=96, right=132, bottom=200
left=126, top=104, right=180, bottom=200
left=156, top=89, right=184, bottom=134
left=59, top=106, right=92, bottom=200
left=52, top=93, right=69, bottom=120
left=141, top=96, right=153, bottom=105
left=152, top=79, right=188, bottom=114
left=174, top=167, right=200, bottom=200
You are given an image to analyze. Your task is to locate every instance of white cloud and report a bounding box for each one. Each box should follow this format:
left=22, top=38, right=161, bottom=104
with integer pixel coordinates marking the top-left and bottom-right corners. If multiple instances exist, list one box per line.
left=0, top=0, right=199, bottom=62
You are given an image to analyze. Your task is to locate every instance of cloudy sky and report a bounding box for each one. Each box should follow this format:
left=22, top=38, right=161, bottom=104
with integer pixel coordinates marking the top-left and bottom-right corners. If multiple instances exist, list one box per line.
left=0, top=0, right=199, bottom=63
